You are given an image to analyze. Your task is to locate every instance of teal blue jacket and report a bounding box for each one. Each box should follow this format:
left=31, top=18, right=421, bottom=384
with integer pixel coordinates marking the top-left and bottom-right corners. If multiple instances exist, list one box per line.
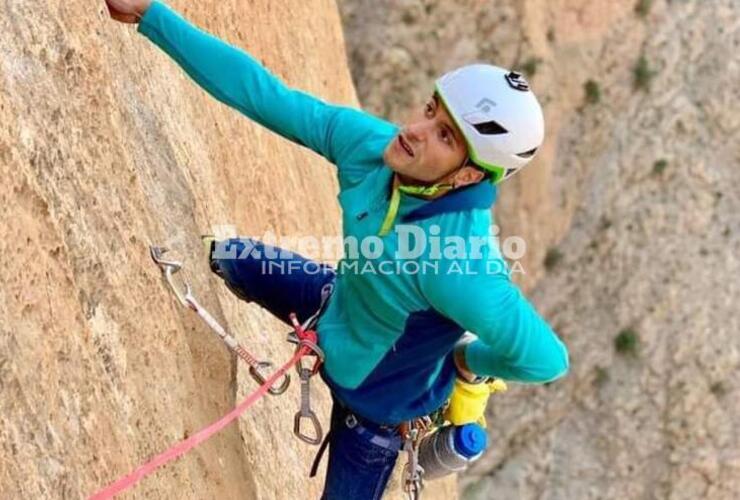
left=139, top=1, right=568, bottom=424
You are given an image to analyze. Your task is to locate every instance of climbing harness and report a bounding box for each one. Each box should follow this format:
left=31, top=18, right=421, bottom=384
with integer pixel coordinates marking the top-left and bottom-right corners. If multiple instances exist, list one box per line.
left=307, top=404, right=435, bottom=500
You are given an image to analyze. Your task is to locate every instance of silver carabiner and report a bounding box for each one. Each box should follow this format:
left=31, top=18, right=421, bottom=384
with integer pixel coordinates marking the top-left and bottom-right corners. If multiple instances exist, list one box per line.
left=150, top=246, right=190, bottom=308
left=402, top=428, right=424, bottom=500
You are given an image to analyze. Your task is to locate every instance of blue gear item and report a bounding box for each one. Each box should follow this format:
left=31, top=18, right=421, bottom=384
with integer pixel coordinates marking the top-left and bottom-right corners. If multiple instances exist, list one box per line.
left=454, top=423, right=487, bottom=458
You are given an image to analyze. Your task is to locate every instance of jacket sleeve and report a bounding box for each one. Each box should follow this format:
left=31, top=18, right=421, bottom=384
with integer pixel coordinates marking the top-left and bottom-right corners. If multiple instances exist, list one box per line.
left=418, top=225, right=569, bottom=383
left=137, top=1, right=376, bottom=166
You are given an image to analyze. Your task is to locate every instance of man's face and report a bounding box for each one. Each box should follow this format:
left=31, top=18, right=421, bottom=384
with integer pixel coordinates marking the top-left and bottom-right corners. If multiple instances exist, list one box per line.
left=383, top=94, right=469, bottom=184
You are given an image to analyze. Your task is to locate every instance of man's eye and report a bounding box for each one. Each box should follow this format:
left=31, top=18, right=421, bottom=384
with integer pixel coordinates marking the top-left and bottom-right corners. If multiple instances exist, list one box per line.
left=440, top=128, right=451, bottom=144
left=425, top=103, right=434, bottom=117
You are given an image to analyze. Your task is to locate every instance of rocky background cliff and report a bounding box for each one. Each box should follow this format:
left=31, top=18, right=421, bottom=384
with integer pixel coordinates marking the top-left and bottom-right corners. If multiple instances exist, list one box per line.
left=337, top=0, right=740, bottom=498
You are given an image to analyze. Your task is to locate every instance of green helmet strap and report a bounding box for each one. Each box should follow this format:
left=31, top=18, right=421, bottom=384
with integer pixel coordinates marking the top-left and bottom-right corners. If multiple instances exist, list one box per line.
left=379, top=186, right=401, bottom=236
left=379, top=182, right=454, bottom=236
left=398, top=183, right=454, bottom=197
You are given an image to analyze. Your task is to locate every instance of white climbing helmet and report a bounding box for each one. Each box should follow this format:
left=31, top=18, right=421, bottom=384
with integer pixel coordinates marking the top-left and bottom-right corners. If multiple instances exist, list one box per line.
left=435, top=64, right=545, bottom=184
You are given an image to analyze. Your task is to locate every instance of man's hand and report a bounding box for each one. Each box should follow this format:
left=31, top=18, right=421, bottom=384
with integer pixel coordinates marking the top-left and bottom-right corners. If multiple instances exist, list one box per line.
left=105, top=0, right=152, bottom=24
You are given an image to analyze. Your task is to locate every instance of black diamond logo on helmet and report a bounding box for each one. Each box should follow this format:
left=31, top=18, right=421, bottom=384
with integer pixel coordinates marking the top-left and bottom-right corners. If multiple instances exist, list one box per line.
left=505, top=71, right=530, bottom=92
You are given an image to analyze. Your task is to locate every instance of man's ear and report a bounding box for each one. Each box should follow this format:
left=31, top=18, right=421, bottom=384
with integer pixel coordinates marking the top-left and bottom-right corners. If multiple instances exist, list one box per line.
left=453, top=166, right=486, bottom=188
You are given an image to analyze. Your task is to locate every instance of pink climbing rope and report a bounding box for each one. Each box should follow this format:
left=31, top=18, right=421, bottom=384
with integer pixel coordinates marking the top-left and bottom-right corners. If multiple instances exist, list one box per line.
left=89, top=342, right=313, bottom=499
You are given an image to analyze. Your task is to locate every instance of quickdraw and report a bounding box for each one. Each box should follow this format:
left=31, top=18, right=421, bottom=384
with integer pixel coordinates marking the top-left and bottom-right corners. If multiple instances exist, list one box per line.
left=89, top=246, right=330, bottom=499
left=150, top=246, right=290, bottom=395
left=150, top=245, right=328, bottom=446
left=399, top=416, right=433, bottom=500
left=289, top=313, right=324, bottom=445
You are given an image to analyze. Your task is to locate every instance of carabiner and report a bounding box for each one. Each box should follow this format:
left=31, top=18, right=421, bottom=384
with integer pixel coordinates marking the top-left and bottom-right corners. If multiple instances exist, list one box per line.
left=294, top=409, right=323, bottom=446
left=293, top=366, right=323, bottom=445
left=249, top=361, right=290, bottom=396
left=295, top=347, right=323, bottom=376
left=149, top=246, right=190, bottom=308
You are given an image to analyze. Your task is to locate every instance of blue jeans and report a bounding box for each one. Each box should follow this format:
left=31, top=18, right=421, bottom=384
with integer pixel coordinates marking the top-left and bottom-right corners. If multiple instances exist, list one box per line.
left=320, top=397, right=401, bottom=499
left=210, top=238, right=401, bottom=499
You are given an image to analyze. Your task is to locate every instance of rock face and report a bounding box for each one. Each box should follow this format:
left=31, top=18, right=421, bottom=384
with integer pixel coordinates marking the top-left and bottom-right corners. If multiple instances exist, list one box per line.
left=338, top=0, right=740, bottom=499
left=0, top=1, right=381, bottom=498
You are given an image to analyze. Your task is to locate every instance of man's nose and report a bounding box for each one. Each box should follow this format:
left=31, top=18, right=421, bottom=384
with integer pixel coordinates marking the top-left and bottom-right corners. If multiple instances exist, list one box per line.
left=406, top=122, right=431, bottom=142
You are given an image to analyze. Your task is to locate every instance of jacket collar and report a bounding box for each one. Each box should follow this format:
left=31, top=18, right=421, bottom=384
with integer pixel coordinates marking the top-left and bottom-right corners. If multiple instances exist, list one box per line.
left=400, top=181, right=497, bottom=223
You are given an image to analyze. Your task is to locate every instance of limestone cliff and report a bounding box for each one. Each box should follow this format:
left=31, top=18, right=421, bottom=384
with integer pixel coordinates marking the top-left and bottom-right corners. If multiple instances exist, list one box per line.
left=338, top=0, right=740, bottom=498
left=0, top=1, right=414, bottom=498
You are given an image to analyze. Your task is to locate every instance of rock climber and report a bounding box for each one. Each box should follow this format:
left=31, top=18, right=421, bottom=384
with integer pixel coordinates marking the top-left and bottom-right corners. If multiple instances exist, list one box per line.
left=105, top=1, right=569, bottom=498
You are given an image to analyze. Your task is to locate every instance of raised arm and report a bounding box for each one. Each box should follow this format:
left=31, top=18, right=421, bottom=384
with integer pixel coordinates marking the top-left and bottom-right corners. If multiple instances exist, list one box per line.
left=419, top=232, right=569, bottom=383
left=113, top=0, right=380, bottom=165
